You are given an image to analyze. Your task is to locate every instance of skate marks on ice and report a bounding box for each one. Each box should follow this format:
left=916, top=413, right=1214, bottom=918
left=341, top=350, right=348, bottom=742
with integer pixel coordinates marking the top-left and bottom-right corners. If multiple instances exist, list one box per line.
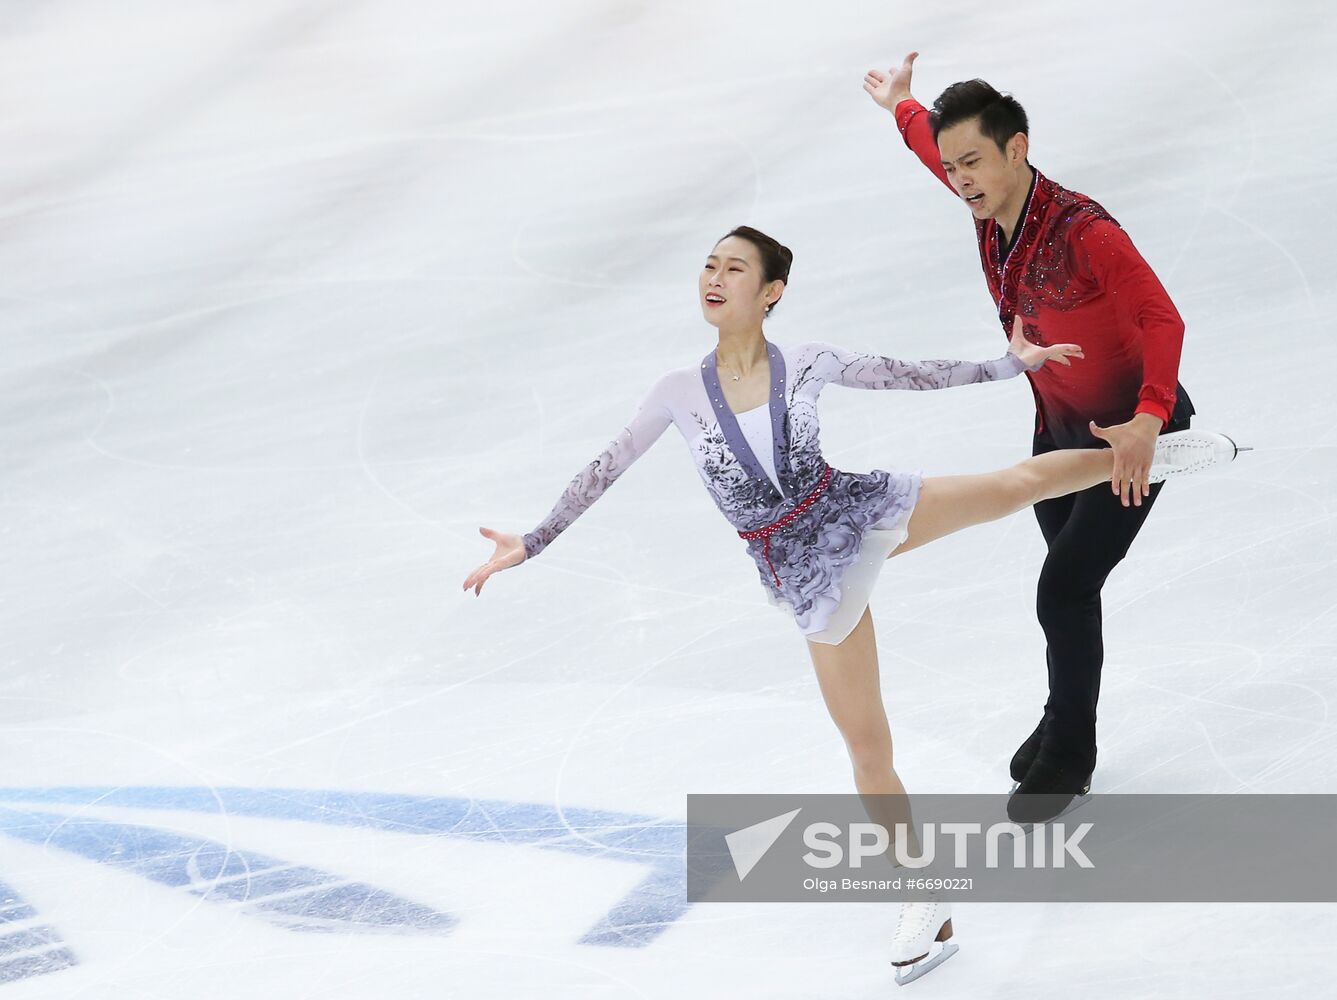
left=0, top=786, right=689, bottom=987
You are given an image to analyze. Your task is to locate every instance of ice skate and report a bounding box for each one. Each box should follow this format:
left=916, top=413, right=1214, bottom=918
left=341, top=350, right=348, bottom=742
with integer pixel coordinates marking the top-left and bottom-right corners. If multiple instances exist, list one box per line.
left=1006, top=753, right=1093, bottom=824
left=1147, top=429, right=1247, bottom=483
left=889, top=899, right=957, bottom=986
left=1009, top=718, right=1046, bottom=784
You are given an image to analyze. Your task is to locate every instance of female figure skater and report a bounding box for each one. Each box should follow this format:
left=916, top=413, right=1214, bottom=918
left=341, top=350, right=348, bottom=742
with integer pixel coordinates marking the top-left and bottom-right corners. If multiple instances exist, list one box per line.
left=462, top=226, right=1236, bottom=983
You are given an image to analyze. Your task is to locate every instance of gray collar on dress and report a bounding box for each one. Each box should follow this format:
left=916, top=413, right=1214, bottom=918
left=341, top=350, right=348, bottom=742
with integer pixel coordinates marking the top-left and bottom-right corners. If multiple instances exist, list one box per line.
left=700, top=339, right=794, bottom=501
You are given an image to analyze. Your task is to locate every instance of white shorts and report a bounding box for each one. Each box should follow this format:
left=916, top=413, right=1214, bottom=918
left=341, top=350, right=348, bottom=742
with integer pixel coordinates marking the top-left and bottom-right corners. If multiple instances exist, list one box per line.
left=803, top=525, right=909, bottom=646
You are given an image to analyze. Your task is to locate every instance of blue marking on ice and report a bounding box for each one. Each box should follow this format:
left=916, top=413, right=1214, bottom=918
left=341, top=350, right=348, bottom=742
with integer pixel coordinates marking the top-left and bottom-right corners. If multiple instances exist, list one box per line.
left=0, top=787, right=689, bottom=947
left=0, top=805, right=456, bottom=937
left=0, top=879, right=77, bottom=985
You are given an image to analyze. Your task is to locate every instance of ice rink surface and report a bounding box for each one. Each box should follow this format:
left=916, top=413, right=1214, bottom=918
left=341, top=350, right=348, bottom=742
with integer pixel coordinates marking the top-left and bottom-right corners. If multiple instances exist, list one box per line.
left=1, top=0, right=1334, bottom=996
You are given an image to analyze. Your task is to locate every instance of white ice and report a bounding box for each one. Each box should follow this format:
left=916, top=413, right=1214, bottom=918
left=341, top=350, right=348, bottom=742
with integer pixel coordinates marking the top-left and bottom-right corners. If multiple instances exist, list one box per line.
left=1, top=0, right=1334, bottom=997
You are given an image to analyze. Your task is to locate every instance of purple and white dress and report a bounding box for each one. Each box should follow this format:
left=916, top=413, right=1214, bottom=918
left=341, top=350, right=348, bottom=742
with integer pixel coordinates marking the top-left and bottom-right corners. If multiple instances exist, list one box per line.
left=522, top=340, right=1030, bottom=643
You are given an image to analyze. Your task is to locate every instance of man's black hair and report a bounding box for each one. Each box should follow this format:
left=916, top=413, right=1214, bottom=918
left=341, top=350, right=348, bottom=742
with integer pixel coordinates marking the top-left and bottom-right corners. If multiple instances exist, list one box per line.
left=929, top=79, right=1029, bottom=152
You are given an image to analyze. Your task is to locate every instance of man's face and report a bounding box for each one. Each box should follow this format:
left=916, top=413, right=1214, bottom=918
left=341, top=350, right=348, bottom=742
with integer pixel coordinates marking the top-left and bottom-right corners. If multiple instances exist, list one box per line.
left=937, top=117, right=1027, bottom=221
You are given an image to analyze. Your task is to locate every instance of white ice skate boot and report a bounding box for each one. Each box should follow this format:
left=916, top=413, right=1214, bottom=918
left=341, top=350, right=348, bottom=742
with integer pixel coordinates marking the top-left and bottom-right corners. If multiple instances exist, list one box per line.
left=889, top=898, right=957, bottom=986
left=1147, top=429, right=1247, bottom=483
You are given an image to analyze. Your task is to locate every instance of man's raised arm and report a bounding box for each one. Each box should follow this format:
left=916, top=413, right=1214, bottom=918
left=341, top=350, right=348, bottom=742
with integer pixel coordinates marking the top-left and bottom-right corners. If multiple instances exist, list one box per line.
left=864, top=52, right=956, bottom=194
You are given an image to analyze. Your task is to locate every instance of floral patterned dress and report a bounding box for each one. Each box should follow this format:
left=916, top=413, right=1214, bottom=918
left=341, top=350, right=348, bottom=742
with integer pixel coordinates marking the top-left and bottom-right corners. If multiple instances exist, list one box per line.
left=522, top=340, right=1030, bottom=636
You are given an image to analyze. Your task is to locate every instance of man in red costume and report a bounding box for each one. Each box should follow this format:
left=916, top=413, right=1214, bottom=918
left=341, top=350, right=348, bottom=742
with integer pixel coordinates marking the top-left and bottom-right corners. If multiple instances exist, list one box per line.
left=865, top=54, right=1195, bottom=822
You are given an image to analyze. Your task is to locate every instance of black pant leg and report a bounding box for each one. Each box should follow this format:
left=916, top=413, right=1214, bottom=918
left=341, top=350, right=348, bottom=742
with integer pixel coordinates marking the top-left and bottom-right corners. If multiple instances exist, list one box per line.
left=1034, top=480, right=1165, bottom=768
left=1031, top=431, right=1076, bottom=727
left=1027, top=408, right=1191, bottom=770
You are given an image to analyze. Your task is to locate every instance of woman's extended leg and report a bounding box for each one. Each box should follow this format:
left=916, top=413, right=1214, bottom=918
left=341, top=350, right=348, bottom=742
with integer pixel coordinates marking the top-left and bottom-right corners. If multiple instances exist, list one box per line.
left=892, top=448, right=1114, bottom=558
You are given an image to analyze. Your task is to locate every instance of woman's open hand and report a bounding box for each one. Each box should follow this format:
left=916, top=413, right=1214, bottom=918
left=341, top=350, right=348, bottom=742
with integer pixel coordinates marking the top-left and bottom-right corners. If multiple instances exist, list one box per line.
left=1007, top=314, right=1083, bottom=369
left=462, top=526, right=526, bottom=596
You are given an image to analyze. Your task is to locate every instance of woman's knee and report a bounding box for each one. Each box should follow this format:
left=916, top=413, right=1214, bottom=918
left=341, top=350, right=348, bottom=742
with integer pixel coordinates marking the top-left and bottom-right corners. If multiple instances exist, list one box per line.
left=844, top=728, right=893, bottom=772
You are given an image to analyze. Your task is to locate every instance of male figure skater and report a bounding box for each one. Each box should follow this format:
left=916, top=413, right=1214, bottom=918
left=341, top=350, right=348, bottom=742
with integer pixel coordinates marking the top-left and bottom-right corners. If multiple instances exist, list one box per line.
left=864, top=54, right=1195, bottom=822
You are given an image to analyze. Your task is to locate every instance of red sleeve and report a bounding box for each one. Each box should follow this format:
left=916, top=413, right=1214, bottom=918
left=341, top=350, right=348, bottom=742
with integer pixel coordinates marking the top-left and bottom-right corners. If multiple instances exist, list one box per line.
left=893, top=98, right=956, bottom=194
left=1073, top=219, right=1185, bottom=426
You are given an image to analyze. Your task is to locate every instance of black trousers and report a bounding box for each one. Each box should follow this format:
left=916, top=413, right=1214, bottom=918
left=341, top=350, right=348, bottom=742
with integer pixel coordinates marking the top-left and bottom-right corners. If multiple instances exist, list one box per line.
left=1029, top=390, right=1193, bottom=772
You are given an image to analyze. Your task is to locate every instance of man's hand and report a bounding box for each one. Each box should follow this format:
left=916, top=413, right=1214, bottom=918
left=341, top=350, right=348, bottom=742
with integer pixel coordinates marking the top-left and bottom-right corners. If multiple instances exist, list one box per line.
left=1089, top=413, right=1164, bottom=507
left=864, top=52, right=919, bottom=112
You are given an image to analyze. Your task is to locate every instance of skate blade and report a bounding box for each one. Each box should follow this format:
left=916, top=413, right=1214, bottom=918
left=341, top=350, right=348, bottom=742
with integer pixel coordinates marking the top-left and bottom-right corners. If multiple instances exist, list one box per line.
left=1011, top=789, right=1092, bottom=833
left=893, top=941, right=959, bottom=986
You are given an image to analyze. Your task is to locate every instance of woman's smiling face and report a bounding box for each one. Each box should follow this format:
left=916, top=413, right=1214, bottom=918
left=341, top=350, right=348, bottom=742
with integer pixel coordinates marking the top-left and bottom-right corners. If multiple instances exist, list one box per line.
left=699, top=236, right=780, bottom=328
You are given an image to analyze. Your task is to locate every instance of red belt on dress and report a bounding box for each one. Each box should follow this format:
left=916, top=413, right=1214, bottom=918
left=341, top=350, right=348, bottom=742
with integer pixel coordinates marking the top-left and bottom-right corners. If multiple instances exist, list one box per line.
left=737, top=463, right=834, bottom=588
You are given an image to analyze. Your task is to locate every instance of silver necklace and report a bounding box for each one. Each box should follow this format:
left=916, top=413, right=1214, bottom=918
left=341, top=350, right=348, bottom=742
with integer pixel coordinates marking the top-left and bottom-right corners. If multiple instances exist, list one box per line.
left=715, top=353, right=758, bottom=382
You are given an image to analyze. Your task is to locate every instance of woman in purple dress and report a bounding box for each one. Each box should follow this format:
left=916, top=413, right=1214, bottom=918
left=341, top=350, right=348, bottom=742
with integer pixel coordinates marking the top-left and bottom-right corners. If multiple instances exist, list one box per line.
left=462, top=226, right=1235, bottom=981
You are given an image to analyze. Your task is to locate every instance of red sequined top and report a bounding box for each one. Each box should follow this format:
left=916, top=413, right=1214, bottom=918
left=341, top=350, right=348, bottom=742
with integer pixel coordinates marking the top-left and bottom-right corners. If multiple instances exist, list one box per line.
left=894, top=98, right=1186, bottom=442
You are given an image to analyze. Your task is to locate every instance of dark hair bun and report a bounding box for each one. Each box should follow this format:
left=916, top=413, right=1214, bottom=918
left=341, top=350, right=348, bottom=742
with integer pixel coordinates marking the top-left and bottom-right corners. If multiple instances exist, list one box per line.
left=719, top=225, right=792, bottom=314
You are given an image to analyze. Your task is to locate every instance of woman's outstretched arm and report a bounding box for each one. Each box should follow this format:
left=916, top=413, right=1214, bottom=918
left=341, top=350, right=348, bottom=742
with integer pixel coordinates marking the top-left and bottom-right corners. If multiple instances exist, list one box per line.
left=463, top=375, right=673, bottom=596
left=806, top=316, right=1081, bottom=391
